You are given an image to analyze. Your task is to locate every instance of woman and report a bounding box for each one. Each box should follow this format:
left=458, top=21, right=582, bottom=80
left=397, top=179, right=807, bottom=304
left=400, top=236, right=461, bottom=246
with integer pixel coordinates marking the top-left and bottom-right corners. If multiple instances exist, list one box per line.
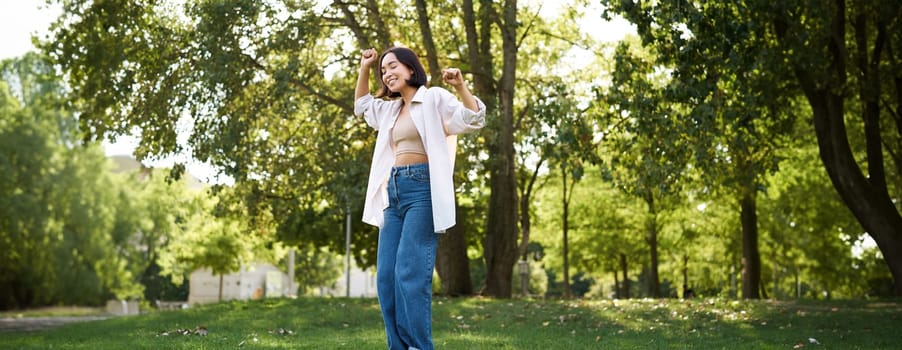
left=354, top=47, right=486, bottom=350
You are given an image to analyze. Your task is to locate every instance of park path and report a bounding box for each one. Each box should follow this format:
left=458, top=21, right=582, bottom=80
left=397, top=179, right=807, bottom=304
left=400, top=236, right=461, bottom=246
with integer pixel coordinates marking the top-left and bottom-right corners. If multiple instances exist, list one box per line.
left=0, top=316, right=108, bottom=332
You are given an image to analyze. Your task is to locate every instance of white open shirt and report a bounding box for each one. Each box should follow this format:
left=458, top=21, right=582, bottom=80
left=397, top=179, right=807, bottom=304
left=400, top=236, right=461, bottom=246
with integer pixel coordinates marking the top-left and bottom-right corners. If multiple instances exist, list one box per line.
left=354, top=86, right=486, bottom=233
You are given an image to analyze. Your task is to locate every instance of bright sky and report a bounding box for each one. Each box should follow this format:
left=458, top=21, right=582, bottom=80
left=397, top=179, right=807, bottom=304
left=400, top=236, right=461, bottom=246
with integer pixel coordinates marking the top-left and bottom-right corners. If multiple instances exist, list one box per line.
left=0, top=1, right=60, bottom=60
left=0, top=1, right=228, bottom=183
left=0, top=0, right=633, bottom=186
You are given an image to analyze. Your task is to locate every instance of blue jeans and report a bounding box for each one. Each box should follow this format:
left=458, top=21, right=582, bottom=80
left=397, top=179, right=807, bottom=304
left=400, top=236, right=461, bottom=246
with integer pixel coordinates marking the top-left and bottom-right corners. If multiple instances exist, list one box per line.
left=377, top=163, right=438, bottom=350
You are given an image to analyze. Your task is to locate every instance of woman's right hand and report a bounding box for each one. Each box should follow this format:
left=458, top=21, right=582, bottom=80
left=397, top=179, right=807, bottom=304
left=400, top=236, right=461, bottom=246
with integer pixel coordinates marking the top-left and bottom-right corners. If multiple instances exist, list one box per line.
left=360, top=48, right=378, bottom=70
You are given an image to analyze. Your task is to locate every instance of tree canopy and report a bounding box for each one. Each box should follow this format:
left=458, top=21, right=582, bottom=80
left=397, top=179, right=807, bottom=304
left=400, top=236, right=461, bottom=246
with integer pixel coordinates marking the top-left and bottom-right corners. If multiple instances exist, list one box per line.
left=4, top=0, right=896, bottom=307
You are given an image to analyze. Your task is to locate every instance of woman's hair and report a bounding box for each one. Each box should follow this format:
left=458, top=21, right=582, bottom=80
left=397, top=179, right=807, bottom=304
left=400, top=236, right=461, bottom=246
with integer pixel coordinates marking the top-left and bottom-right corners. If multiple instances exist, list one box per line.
left=376, top=47, right=428, bottom=98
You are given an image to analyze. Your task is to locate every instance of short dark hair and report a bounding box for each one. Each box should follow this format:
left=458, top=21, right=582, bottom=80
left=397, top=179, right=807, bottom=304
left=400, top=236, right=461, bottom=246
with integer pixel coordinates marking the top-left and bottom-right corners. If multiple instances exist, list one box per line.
left=376, top=47, right=428, bottom=98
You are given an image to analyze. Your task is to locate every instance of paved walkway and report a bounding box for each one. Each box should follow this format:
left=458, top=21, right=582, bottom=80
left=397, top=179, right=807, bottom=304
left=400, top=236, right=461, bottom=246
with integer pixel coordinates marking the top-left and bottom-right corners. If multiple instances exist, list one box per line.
left=0, top=316, right=109, bottom=332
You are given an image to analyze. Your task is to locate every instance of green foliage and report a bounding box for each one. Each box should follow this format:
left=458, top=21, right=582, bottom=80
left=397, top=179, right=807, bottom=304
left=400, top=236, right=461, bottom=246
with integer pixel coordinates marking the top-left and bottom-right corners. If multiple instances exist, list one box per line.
left=38, top=0, right=627, bottom=299
left=31, top=0, right=901, bottom=301
left=289, top=244, right=343, bottom=296
left=1, top=53, right=290, bottom=308
left=40, top=0, right=400, bottom=271
left=531, top=155, right=884, bottom=300
left=157, top=193, right=265, bottom=284
left=600, top=0, right=902, bottom=295
left=756, top=117, right=887, bottom=298
left=534, top=167, right=644, bottom=278
left=596, top=40, right=690, bottom=200
left=0, top=53, right=143, bottom=307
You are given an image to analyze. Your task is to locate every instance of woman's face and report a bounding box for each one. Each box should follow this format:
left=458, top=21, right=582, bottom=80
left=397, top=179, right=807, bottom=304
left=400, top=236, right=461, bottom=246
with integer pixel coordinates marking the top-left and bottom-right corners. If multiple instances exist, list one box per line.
left=381, top=53, right=413, bottom=93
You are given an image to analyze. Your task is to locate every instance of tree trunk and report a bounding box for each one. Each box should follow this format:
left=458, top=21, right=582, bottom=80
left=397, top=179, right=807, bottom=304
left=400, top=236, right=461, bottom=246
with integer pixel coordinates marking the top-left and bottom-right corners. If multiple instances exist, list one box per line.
left=787, top=0, right=902, bottom=296
left=435, top=204, right=473, bottom=296
left=612, top=269, right=620, bottom=299
left=730, top=264, right=737, bottom=299
left=218, top=274, right=224, bottom=302
left=414, top=0, right=443, bottom=86
left=643, top=192, right=660, bottom=297
left=476, top=0, right=519, bottom=298
left=681, top=254, right=688, bottom=298
left=416, top=0, right=472, bottom=297
left=807, top=86, right=902, bottom=296
left=365, top=0, right=392, bottom=49
left=561, top=169, right=572, bottom=299
left=518, top=158, right=543, bottom=259
left=740, top=190, right=761, bottom=299
left=772, top=262, right=779, bottom=300
left=518, top=188, right=532, bottom=261
left=287, top=248, right=295, bottom=297
left=436, top=232, right=473, bottom=296
left=483, top=187, right=518, bottom=298
left=619, top=253, right=630, bottom=299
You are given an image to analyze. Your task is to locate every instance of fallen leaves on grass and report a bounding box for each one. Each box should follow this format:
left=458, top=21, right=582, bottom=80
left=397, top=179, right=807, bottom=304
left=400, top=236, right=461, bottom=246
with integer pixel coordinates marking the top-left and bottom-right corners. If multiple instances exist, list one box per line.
left=269, top=327, right=294, bottom=336
left=792, top=337, right=821, bottom=348
left=157, top=325, right=208, bottom=336
left=238, top=333, right=259, bottom=347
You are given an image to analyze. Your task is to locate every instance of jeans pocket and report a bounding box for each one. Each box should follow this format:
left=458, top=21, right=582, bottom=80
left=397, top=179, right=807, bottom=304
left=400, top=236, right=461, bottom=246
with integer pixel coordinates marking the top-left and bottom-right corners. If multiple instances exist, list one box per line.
left=408, top=171, right=430, bottom=183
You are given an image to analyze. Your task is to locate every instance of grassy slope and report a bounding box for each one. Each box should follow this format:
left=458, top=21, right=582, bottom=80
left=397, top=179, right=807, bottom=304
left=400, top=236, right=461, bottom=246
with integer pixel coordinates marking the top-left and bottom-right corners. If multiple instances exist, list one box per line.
left=2, top=297, right=900, bottom=349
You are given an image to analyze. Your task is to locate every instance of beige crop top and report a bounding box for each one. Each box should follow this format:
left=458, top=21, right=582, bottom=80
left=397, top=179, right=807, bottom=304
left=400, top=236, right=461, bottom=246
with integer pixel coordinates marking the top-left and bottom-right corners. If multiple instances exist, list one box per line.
left=392, top=113, right=427, bottom=156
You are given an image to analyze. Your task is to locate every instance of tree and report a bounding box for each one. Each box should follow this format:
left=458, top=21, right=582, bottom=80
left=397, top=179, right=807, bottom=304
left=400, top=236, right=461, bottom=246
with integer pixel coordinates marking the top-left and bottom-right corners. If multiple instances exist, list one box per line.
left=596, top=41, right=692, bottom=297
left=535, top=167, right=645, bottom=299
left=459, top=0, right=521, bottom=298
left=510, top=2, right=610, bottom=297
left=1, top=53, right=142, bottom=307
left=758, top=113, right=872, bottom=298
left=111, top=167, right=203, bottom=302
left=776, top=0, right=902, bottom=296
left=601, top=0, right=902, bottom=296
left=158, top=192, right=267, bottom=301
left=290, top=242, right=343, bottom=296
left=526, top=82, right=598, bottom=298
left=0, top=57, right=58, bottom=308
left=41, top=1, right=628, bottom=298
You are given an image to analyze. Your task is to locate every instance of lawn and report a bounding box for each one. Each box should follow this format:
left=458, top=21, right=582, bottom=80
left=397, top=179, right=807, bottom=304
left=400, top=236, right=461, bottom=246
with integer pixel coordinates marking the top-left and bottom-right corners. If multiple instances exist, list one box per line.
left=2, top=297, right=900, bottom=349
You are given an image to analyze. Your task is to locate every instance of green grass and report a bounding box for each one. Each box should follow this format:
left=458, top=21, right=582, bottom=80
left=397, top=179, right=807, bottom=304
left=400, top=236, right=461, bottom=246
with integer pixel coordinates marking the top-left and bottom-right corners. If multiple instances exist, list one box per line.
left=2, top=297, right=900, bottom=349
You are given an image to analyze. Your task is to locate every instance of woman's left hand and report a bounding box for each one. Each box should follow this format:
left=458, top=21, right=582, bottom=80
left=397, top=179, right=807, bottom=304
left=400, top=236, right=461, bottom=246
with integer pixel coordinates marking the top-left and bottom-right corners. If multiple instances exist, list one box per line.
left=442, top=68, right=465, bottom=87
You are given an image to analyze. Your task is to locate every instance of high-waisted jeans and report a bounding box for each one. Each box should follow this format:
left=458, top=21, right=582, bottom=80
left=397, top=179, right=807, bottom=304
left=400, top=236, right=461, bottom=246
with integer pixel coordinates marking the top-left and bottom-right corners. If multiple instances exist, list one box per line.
left=377, top=162, right=438, bottom=350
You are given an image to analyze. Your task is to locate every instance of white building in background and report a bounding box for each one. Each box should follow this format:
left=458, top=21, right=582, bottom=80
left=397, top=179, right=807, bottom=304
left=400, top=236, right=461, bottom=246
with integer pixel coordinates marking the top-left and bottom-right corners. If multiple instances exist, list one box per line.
left=316, top=261, right=377, bottom=298
left=188, top=263, right=292, bottom=304
left=109, top=155, right=377, bottom=303
left=187, top=259, right=377, bottom=304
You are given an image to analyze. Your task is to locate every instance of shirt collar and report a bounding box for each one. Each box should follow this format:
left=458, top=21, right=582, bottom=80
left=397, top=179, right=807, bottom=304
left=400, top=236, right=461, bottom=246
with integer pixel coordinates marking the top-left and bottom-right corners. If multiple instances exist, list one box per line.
left=411, top=86, right=428, bottom=104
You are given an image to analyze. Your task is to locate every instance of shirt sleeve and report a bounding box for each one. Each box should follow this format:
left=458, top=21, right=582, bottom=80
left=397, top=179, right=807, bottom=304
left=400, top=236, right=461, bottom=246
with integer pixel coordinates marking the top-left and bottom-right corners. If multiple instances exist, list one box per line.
left=354, top=94, right=388, bottom=130
left=432, top=87, right=487, bottom=135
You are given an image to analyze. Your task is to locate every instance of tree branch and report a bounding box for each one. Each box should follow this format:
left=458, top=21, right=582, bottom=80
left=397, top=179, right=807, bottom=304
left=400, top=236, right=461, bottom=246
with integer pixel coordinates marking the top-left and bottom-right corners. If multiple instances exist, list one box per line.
left=332, top=0, right=370, bottom=49
left=365, top=0, right=393, bottom=49
left=516, top=6, right=541, bottom=50
left=241, top=51, right=354, bottom=114
left=856, top=11, right=886, bottom=192
left=539, top=30, right=605, bottom=57
left=415, top=0, right=442, bottom=85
